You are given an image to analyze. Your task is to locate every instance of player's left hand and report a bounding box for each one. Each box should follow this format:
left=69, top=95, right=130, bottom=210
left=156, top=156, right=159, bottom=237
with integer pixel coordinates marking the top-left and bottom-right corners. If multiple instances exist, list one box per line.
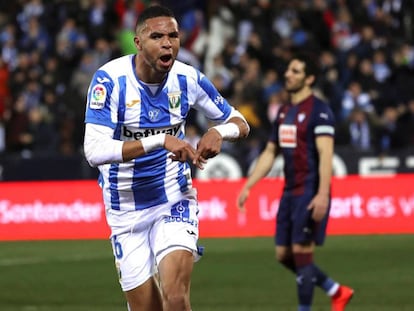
left=307, top=193, right=329, bottom=222
left=193, top=129, right=223, bottom=166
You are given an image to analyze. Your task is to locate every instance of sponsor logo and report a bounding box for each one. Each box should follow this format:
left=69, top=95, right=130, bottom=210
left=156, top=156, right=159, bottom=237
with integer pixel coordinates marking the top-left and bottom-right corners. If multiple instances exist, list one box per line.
left=214, top=95, right=224, bottom=106
left=279, top=124, right=297, bottom=148
left=319, top=112, right=329, bottom=120
left=164, top=200, right=198, bottom=227
left=171, top=200, right=190, bottom=218
left=97, top=77, right=111, bottom=84
left=186, top=229, right=196, bottom=236
left=126, top=99, right=140, bottom=108
left=122, top=124, right=181, bottom=140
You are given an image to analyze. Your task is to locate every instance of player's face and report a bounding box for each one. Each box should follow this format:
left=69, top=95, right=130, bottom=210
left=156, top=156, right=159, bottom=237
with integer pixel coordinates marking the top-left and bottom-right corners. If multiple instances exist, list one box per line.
left=135, top=16, right=180, bottom=74
left=284, top=59, right=308, bottom=94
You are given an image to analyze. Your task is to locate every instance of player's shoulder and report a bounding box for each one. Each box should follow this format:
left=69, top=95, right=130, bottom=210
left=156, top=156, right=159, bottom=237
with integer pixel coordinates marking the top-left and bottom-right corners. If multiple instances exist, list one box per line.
left=170, top=60, right=199, bottom=79
left=98, top=54, right=134, bottom=78
left=311, top=94, right=328, bottom=105
left=312, top=94, right=333, bottom=111
left=310, top=94, right=336, bottom=123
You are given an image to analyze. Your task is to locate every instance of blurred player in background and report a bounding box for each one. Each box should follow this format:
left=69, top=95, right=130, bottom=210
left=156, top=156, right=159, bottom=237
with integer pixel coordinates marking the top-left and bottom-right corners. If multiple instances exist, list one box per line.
left=237, top=53, right=353, bottom=311
left=83, top=5, right=249, bottom=311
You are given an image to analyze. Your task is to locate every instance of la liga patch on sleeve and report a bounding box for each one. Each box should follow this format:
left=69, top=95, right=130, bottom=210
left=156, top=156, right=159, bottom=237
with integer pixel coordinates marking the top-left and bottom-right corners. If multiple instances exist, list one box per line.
left=89, top=84, right=107, bottom=109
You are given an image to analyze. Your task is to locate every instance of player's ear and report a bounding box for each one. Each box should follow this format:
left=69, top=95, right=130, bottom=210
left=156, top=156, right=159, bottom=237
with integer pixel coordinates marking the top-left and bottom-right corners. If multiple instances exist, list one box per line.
left=306, top=75, right=315, bottom=86
left=134, top=36, right=142, bottom=51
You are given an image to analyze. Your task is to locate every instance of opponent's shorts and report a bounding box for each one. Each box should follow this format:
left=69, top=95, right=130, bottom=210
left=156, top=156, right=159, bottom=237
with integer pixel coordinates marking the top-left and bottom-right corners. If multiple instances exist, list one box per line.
left=275, top=191, right=330, bottom=246
left=105, top=189, right=200, bottom=291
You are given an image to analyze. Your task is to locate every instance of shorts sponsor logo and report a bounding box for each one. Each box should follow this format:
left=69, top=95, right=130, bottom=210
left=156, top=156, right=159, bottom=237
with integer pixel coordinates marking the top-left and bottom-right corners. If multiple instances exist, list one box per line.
left=165, top=200, right=198, bottom=227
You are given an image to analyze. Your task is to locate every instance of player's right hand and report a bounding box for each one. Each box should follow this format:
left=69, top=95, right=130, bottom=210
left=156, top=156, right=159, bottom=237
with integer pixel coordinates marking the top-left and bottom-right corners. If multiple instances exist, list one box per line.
left=164, top=135, right=206, bottom=169
left=237, top=187, right=249, bottom=213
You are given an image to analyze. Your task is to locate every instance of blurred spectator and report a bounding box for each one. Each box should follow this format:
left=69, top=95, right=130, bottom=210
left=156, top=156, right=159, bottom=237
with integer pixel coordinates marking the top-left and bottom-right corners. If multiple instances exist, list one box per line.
left=376, top=105, right=404, bottom=155
left=396, top=98, right=414, bottom=147
left=340, top=80, right=376, bottom=121
left=1, top=0, right=413, bottom=172
left=5, top=95, right=30, bottom=153
left=0, top=57, right=10, bottom=119
left=336, top=107, right=377, bottom=152
left=25, top=105, right=59, bottom=155
left=372, top=49, right=391, bottom=83
left=18, top=16, right=51, bottom=58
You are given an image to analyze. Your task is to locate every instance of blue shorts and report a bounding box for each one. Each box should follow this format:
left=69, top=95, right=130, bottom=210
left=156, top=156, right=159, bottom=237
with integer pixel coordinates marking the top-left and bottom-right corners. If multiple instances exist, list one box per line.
left=275, top=191, right=330, bottom=246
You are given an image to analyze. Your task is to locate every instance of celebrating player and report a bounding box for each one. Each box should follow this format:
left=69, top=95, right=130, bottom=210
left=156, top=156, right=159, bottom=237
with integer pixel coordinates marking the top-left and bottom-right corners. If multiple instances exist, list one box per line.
left=83, top=5, right=249, bottom=311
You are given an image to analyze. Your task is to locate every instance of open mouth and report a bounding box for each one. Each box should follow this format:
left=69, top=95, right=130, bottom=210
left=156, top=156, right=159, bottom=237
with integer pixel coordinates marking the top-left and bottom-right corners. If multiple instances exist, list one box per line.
left=160, top=55, right=172, bottom=63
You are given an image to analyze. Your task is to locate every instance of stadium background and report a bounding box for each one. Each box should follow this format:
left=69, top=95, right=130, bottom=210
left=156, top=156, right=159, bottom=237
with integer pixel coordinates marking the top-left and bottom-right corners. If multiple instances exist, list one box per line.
left=0, top=1, right=414, bottom=310
left=0, top=0, right=414, bottom=180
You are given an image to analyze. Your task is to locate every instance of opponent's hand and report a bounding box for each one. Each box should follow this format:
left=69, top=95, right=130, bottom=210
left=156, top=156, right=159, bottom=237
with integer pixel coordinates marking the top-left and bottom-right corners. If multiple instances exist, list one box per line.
left=164, top=135, right=206, bottom=169
left=307, top=193, right=329, bottom=222
left=193, top=128, right=223, bottom=166
left=237, top=187, right=250, bottom=213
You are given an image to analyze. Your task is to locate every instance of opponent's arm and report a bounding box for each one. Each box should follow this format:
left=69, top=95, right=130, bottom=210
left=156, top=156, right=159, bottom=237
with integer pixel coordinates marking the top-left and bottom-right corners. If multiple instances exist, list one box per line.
left=237, top=141, right=277, bottom=212
left=308, top=135, right=334, bottom=221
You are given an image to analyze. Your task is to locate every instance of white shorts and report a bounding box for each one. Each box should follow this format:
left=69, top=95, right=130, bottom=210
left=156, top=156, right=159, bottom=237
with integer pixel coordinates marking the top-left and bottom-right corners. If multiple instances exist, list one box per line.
left=106, top=190, right=200, bottom=291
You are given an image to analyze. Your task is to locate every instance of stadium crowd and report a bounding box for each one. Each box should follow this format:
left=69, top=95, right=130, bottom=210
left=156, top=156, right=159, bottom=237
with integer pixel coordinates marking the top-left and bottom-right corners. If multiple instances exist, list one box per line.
left=1, top=0, right=414, bottom=174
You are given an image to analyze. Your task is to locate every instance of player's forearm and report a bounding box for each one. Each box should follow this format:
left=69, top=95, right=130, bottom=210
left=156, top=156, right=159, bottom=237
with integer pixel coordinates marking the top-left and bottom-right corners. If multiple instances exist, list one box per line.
left=318, top=152, right=333, bottom=195
left=84, top=133, right=124, bottom=167
left=244, top=151, right=274, bottom=191
left=316, top=136, right=333, bottom=195
left=228, top=116, right=250, bottom=139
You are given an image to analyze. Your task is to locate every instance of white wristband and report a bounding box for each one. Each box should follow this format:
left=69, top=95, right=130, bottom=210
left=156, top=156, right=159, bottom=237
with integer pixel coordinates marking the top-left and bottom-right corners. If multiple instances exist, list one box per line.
left=210, top=123, right=240, bottom=139
left=141, top=134, right=166, bottom=154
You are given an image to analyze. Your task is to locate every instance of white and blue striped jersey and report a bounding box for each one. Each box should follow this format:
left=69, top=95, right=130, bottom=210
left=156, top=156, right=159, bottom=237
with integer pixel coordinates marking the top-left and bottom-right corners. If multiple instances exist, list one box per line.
left=85, top=55, right=234, bottom=211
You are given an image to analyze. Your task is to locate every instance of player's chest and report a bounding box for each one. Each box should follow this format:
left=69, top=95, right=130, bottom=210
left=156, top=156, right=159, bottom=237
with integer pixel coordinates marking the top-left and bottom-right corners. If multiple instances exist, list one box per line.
left=120, top=84, right=188, bottom=126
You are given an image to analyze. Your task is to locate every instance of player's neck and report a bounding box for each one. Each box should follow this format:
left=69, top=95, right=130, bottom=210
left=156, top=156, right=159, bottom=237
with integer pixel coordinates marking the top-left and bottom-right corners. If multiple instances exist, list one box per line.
left=135, top=55, right=167, bottom=84
left=290, top=87, right=312, bottom=105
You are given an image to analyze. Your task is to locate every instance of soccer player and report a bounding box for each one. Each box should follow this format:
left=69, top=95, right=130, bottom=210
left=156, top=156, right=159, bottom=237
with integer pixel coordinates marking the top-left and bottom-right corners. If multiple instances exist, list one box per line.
left=237, top=53, right=353, bottom=311
left=83, top=5, right=249, bottom=311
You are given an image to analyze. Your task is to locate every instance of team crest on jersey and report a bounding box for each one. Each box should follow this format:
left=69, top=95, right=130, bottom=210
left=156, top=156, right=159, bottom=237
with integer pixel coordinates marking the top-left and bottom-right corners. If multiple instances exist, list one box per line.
left=168, top=91, right=181, bottom=109
left=298, top=113, right=306, bottom=123
left=89, top=84, right=107, bottom=109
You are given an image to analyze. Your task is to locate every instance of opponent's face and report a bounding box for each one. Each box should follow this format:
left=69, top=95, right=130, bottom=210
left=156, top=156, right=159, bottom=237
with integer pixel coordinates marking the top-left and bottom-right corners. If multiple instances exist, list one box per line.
left=284, top=59, right=313, bottom=94
left=134, top=16, right=180, bottom=74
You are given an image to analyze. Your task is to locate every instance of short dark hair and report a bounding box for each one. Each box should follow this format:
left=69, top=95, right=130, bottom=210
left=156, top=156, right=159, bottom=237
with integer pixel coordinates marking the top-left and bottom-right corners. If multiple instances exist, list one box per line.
left=135, top=5, right=175, bottom=33
left=291, top=52, right=320, bottom=78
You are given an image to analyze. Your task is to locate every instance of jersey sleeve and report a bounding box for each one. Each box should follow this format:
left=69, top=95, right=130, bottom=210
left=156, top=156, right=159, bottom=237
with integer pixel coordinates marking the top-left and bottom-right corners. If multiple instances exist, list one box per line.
left=313, top=102, right=335, bottom=138
left=85, top=69, right=116, bottom=129
left=191, top=70, right=233, bottom=123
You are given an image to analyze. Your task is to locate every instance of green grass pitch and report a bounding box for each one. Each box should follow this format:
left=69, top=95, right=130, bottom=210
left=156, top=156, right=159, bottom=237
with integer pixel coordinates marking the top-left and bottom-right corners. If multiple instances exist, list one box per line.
left=0, top=235, right=413, bottom=311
